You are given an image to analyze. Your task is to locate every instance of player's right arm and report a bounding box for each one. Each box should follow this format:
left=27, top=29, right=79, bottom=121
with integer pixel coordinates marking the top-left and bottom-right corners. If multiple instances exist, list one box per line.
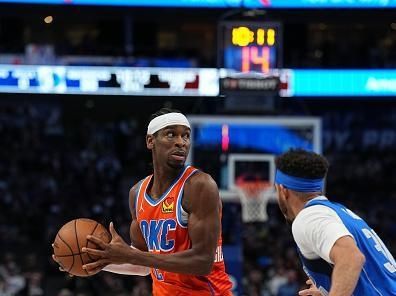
left=328, top=236, right=365, bottom=296
left=102, top=183, right=150, bottom=276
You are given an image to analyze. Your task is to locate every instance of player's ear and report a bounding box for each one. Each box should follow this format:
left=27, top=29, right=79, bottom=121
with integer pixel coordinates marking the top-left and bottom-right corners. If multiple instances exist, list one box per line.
left=146, top=134, right=154, bottom=150
left=279, top=184, right=289, bottom=199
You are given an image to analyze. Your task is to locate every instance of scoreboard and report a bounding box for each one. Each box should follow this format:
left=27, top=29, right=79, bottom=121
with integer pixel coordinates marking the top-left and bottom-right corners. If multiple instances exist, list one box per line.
left=218, top=21, right=284, bottom=96
left=220, top=22, right=282, bottom=74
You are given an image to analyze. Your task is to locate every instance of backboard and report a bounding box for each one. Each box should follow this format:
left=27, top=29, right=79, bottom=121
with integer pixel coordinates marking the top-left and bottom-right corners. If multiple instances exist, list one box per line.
left=187, top=116, right=322, bottom=199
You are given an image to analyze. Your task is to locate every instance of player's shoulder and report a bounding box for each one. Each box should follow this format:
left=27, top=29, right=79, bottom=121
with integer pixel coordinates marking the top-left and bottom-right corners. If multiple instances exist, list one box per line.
left=295, top=204, right=338, bottom=224
left=129, top=178, right=145, bottom=197
left=183, top=170, right=220, bottom=212
left=292, top=204, right=341, bottom=236
left=129, top=178, right=147, bottom=208
left=185, top=170, right=218, bottom=190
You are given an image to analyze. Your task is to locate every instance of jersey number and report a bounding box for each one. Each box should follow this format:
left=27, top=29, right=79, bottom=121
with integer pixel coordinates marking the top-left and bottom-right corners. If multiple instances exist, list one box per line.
left=362, top=228, right=396, bottom=273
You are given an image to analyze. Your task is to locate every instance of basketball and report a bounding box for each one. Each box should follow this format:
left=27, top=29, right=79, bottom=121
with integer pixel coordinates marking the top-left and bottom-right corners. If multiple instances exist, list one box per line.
left=53, top=218, right=111, bottom=277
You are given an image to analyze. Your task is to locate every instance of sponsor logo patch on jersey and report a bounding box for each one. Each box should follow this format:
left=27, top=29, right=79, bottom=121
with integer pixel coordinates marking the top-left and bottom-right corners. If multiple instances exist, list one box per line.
left=162, top=197, right=174, bottom=213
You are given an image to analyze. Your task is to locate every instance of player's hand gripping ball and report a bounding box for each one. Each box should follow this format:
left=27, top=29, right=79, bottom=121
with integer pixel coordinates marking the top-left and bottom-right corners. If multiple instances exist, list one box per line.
left=52, top=218, right=111, bottom=277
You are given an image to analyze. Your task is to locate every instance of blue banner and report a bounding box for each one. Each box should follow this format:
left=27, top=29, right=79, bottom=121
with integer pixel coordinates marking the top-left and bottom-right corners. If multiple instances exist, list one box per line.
left=290, top=70, right=396, bottom=97
left=0, top=0, right=395, bottom=8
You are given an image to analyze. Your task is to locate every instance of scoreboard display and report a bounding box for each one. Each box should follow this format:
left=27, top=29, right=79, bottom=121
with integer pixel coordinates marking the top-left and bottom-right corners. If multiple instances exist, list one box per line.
left=220, top=22, right=282, bottom=74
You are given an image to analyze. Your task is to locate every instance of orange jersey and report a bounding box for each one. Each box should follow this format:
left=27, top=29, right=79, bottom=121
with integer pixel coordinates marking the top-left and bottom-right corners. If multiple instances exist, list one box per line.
left=135, top=166, right=233, bottom=296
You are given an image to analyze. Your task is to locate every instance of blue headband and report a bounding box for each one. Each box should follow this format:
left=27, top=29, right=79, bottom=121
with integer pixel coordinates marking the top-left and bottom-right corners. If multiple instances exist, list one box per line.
left=275, top=170, right=325, bottom=192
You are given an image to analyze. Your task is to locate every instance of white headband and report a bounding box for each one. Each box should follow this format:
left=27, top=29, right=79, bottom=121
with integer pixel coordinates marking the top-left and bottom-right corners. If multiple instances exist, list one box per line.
left=147, top=112, right=191, bottom=135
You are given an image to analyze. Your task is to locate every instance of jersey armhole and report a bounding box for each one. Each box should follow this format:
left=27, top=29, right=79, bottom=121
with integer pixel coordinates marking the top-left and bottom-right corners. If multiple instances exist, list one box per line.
left=133, top=180, right=144, bottom=219
left=176, top=169, right=199, bottom=228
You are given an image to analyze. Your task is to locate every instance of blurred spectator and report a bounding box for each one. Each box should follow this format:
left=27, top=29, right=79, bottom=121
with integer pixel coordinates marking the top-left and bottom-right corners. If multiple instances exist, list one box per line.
left=276, top=270, right=299, bottom=296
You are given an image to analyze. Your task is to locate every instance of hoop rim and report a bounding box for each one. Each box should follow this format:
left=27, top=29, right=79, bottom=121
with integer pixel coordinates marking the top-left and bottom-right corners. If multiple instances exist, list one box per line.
left=235, top=180, right=272, bottom=199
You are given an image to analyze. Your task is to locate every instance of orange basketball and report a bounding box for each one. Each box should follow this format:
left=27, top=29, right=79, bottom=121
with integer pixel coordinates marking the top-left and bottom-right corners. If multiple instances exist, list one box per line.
left=53, top=218, right=111, bottom=277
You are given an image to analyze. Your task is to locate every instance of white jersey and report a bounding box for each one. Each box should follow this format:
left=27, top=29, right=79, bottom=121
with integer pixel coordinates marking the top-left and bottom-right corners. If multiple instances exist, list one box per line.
left=292, top=196, right=352, bottom=264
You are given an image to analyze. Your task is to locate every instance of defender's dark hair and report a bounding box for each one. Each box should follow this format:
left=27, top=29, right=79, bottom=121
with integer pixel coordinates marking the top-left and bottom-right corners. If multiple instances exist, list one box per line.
left=275, top=149, right=329, bottom=179
left=149, top=107, right=182, bottom=122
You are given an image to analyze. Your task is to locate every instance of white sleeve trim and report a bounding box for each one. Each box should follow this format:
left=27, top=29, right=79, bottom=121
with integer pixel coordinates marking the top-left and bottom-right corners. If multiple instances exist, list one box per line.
left=292, top=205, right=353, bottom=264
left=102, top=245, right=150, bottom=276
left=102, top=263, right=150, bottom=276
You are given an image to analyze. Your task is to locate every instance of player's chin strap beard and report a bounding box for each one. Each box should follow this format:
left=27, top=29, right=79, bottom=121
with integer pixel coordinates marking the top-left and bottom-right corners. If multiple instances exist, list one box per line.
left=283, top=215, right=294, bottom=226
left=283, top=208, right=293, bottom=225
left=286, top=218, right=294, bottom=226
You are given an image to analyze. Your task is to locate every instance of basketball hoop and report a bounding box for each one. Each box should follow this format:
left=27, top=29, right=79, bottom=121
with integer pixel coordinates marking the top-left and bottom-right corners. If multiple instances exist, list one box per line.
left=236, top=181, right=275, bottom=223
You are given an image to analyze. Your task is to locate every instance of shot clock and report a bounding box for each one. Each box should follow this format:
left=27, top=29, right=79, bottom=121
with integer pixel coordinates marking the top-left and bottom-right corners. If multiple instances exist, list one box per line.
left=219, top=22, right=282, bottom=74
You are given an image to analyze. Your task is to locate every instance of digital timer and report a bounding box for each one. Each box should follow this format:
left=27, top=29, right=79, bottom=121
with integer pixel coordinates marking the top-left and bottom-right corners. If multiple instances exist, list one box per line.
left=220, top=22, right=282, bottom=73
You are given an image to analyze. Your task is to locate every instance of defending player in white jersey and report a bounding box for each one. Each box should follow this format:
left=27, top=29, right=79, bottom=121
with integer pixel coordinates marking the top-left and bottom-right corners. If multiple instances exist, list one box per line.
left=274, top=149, right=396, bottom=295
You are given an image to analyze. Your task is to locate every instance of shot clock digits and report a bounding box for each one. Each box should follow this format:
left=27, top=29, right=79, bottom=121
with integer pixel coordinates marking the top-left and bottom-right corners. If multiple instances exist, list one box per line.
left=221, top=22, right=282, bottom=73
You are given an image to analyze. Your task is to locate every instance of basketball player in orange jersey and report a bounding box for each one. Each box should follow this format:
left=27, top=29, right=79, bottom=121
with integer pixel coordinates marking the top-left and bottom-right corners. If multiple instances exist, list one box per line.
left=80, top=108, right=233, bottom=295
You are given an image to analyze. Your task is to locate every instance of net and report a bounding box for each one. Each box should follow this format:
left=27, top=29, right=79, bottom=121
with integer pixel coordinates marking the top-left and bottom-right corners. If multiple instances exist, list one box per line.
left=236, top=181, right=276, bottom=223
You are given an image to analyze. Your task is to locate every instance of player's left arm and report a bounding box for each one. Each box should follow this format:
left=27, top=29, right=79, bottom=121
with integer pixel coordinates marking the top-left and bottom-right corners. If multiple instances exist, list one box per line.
left=82, top=172, right=221, bottom=276
left=181, top=172, right=221, bottom=274
left=328, top=236, right=366, bottom=296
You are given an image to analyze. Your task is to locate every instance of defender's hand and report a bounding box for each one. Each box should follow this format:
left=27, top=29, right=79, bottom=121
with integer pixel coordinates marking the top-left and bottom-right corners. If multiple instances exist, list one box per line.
left=299, top=279, right=322, bottom=296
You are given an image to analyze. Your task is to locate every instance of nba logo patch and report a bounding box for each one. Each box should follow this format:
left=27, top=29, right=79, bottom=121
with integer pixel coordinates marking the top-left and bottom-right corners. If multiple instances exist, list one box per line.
left=162, top=197, right=174, bottom=213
